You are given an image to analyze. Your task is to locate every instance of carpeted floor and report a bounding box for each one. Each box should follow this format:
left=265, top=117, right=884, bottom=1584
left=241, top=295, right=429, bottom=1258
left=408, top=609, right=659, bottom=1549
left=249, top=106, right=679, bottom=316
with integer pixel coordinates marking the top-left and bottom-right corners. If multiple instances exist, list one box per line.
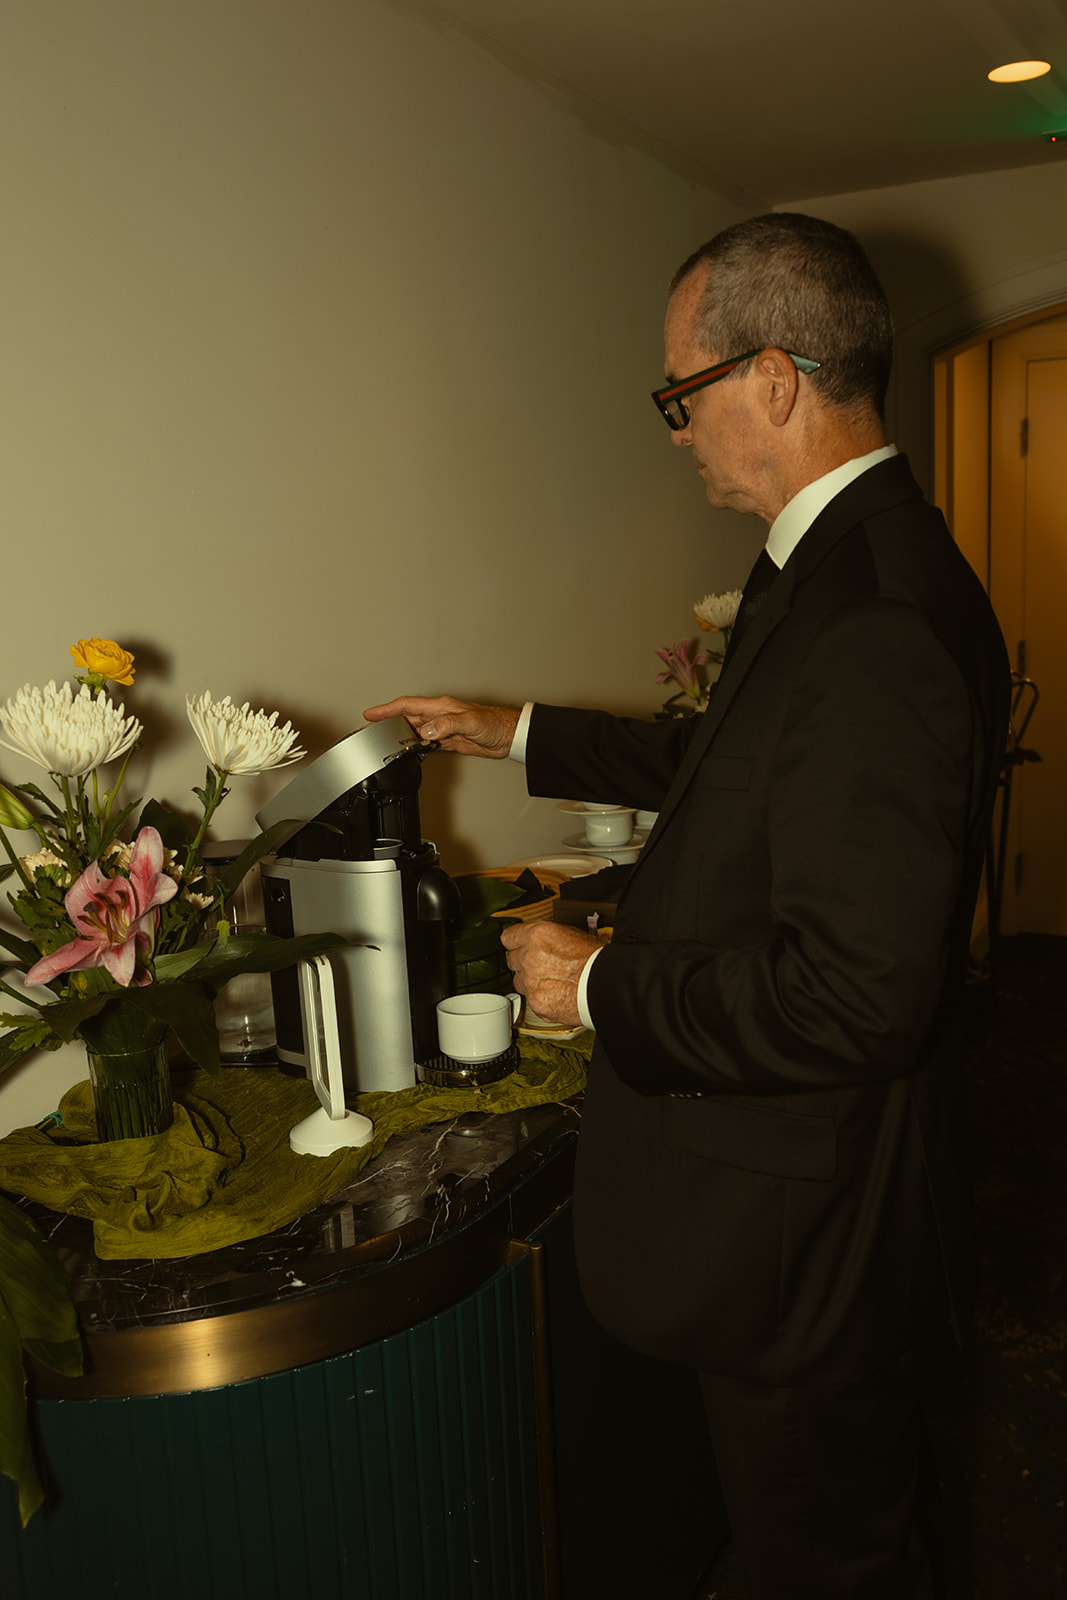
left=697, top=932, right=1067, bottom=1600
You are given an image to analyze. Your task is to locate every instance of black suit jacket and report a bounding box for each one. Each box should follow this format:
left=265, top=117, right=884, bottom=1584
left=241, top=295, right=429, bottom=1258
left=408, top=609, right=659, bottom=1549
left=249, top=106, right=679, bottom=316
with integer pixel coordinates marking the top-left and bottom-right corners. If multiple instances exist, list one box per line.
left=526, top=456, right=1010, bottom=1387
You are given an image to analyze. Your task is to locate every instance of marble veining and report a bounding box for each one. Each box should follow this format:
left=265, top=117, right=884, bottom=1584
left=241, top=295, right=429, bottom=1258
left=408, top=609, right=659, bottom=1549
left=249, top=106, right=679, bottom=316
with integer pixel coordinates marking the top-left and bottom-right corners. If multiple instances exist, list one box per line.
left=18, top=1099, right=580, bottom=1335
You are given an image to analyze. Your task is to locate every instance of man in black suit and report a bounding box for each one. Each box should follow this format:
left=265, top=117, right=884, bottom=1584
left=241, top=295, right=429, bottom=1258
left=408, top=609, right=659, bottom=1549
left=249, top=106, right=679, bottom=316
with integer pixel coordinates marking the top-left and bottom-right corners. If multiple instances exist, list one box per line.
left=366, top=213, right=1010, bottom=1598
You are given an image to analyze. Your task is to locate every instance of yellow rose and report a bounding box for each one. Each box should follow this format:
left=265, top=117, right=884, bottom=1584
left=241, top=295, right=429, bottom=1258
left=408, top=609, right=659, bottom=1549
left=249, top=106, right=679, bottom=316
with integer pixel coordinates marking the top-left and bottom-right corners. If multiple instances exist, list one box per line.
left=70, top=638, right=136, bottom=687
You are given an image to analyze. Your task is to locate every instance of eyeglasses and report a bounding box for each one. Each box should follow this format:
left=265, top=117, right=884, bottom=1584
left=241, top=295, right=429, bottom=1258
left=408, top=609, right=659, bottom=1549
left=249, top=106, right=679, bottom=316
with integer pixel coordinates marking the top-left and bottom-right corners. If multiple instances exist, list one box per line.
left=651, top=349, right=822, bottom=431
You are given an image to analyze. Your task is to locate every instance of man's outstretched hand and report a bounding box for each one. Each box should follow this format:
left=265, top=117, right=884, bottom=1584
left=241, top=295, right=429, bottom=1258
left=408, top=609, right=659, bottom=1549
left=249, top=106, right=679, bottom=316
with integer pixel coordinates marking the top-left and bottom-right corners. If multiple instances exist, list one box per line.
left=363, top=696, right=520, bottom=759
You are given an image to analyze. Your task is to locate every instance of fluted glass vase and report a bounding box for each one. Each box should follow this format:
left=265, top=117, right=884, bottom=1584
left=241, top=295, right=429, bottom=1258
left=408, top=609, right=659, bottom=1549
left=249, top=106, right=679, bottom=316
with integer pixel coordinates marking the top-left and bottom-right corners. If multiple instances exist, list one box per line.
left=86, top=1039, right=174, bottom=1141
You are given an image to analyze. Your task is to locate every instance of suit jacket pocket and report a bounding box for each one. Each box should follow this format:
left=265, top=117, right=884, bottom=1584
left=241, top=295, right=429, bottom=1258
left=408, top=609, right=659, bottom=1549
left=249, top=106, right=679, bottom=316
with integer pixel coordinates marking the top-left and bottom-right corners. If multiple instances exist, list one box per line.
left=693, top=755, right=752, bottom=791
left=670, top=1095, right=837, bottom=1182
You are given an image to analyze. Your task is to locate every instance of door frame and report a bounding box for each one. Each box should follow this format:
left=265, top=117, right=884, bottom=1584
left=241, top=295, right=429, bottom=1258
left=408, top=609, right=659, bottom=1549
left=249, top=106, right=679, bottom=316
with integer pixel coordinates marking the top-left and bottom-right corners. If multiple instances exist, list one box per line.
left=933, top=300, right=1067, bottom=593
left=933, top=304, right=1067, bottom=940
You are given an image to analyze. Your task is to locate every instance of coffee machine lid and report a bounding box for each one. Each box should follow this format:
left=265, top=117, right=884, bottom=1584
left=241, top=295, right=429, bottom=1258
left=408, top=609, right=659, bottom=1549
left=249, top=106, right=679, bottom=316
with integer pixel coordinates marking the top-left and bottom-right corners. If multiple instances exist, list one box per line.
left=255, top=717, right=417, bottom=848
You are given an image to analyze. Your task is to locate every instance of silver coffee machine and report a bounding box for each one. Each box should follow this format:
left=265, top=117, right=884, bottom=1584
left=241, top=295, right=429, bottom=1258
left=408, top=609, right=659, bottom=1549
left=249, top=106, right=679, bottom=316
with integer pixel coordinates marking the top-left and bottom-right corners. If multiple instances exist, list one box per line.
left=256, top=719, right=460, bottom=1096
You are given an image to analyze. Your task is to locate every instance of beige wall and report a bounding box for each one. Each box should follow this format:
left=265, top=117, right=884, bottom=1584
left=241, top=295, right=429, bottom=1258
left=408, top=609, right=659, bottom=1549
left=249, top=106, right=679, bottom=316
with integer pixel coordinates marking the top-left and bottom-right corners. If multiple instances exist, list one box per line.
left=0, top=0, right=753, bottom=1130
left=790, top=163, right=1067, bottom=494
left=8, top=7, right=1061, bottom=1133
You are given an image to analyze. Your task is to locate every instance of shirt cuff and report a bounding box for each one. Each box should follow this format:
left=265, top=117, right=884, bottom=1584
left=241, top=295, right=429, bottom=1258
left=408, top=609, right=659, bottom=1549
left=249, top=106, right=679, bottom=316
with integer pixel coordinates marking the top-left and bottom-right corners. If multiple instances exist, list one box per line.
left=509, top=702, right=534, bottom=763
left=577, top=945, right=602, bottom=1030
left=508, top=697, right=597, bottom=1028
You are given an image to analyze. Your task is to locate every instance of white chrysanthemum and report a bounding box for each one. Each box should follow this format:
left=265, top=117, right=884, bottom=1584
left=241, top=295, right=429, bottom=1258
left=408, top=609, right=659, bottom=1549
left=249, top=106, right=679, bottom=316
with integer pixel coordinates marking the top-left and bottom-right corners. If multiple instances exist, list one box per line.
left=0, top=681, right=142, bottom=778
left=19, top=848, right=71, bottom=885
left=694, top=589, right=743, bottom=632
left=186, top=692, right=305, bottom=776
left=108, top=839, right=188, bottom=885
left=105, top=839, right=135, bottom=871
left=180, top=888, right=214, bottom=909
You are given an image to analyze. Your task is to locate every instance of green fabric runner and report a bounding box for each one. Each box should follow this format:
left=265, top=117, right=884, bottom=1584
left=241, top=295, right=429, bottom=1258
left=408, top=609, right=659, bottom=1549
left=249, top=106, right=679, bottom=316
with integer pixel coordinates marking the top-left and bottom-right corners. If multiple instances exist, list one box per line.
left=0, top=1034, right=590, bottom=1261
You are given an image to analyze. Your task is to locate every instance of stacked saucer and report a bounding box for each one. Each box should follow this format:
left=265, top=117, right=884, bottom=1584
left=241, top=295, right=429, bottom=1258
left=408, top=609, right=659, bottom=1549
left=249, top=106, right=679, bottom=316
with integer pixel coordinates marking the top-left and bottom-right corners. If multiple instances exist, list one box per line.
left=556, top=801, right=653, bottom=865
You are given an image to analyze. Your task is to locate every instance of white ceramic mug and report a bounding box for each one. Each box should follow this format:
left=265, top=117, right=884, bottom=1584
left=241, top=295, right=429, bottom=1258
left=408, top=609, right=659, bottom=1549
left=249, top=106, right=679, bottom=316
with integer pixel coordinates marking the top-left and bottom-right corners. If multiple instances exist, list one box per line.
left=584, top=808, right=634, bottom=846
left=437, top=992, right=521, bottom=1062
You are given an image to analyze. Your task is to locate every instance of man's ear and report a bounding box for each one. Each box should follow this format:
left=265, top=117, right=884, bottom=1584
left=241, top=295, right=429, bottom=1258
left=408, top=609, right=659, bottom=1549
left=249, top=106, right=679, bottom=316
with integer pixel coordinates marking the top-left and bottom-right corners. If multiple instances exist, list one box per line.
left=755, top=347, right=800, bottom=428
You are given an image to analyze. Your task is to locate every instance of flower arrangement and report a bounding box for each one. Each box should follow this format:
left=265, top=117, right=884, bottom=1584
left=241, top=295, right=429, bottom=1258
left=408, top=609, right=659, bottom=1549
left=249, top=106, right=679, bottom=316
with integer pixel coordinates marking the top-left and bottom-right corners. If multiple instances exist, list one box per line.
left=653, top=589, right=742, bottom=718
left=0, top=638, right=337, bottom=1090
left=695, top=588, right=743, bottom=637
left=654, top=639, right=709, bottom=716
left=0, top=637, right=343, bottom=1522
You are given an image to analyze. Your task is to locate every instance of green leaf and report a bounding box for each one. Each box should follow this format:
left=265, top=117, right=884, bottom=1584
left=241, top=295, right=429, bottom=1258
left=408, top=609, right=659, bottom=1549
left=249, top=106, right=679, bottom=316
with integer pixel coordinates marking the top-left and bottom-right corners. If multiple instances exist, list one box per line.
left=0, top=1297, right=41, bottom=1526
left=212, top=821, right=307, bottom=902
left=0, top=785, right=35, bottom=830
left=0, top=1195, right=82, bottom=1525
left=188, top=930, right=346, bottom=992
left=0, top=1196, right=80, bottom=1351
left=192, top=768, right=226, bottom=813
left=155, top=895, right=216, bottom=958
left=0, top=1018, right=58, bottom=1076
left=85, top=797, right=140, bottom=862
left=0, top=1026, right=50, bottom=1079
left=22, top=1336, right=82, bottom=1377
left=125, top=982, right=221, bottom=1075
left=136, top=799, right=193, bottom=854
left=450, top=922, right=507, bottom=961
left=456, top=875, right=526, bottom=922
left=31, top=993, right=110, bottom=1044
left=76, top=1009, right=166, bottom=1058
left=11, top=874, right=68, bottom=938
left=153, top=944, right=215, bottom=983
left=7, top=781, right=62, bottom=822
left=142, top=933, right=345, bottom=1073
left=0, top=926, right=41, bottom=965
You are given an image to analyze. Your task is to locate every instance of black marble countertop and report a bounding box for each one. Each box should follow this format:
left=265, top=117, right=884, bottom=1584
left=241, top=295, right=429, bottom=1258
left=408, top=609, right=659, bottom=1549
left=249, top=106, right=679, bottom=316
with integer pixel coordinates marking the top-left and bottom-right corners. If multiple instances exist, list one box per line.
left=22, top=1076, right=582, bottom=1340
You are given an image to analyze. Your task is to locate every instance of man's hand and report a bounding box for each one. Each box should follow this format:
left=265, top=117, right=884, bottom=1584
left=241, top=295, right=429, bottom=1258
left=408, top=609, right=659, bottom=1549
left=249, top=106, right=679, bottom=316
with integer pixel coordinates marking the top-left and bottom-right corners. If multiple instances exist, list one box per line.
left=363, top=696, right=520, bottom=759
left=499, top=921, right=602, bottom=1029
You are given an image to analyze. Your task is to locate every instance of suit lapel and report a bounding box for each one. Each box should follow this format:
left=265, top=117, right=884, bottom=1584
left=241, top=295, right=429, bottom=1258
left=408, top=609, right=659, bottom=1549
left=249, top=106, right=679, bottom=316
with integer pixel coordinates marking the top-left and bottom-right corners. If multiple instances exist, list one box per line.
left=633, top=562, right=793, bottom=874
left=624, top=455, right=925, bottom=887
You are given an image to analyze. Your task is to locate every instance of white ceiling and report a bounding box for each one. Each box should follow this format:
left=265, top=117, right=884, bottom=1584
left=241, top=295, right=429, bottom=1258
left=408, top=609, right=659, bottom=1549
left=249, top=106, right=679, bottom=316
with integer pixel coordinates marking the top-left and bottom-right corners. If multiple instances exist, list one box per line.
left=434, top=0, right=1067, bottom=205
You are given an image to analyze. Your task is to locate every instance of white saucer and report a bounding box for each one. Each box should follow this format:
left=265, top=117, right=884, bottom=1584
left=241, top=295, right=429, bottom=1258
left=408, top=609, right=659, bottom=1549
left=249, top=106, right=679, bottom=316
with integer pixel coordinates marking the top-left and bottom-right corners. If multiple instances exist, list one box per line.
left=518, top=1021, right=588, bottom=1042
left=506, top=853, right=614, bottom=877
left=562, top=829, right=647, bottom=859
left=556, top=800, right=634, bottom=817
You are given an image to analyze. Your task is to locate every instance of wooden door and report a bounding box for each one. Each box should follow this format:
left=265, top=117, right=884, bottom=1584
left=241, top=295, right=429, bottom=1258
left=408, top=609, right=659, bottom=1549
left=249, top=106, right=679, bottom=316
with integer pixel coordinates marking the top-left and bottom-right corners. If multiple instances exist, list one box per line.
left=990, top=315, right=1067, bottom=935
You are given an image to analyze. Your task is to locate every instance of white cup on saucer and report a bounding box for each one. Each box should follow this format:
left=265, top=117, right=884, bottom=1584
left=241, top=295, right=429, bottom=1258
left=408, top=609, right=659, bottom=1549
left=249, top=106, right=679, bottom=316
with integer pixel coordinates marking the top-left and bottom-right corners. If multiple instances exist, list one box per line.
left=583, top=808, right=634, bottom=846
left=437, top=992, right=521, bottom=1061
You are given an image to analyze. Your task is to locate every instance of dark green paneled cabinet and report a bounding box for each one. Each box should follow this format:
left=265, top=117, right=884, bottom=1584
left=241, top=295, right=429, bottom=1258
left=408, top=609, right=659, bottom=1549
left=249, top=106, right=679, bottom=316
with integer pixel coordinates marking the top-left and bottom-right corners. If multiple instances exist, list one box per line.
left=2, top=1204, right=724, bottom=1600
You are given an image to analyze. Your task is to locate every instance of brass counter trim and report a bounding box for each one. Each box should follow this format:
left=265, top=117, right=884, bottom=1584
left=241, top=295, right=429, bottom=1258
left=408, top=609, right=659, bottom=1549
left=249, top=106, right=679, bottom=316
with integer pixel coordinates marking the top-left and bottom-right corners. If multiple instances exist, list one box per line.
left=507, top=1238, right=563, bottom=1600
left=33, top=1141, right=576, bottom=1402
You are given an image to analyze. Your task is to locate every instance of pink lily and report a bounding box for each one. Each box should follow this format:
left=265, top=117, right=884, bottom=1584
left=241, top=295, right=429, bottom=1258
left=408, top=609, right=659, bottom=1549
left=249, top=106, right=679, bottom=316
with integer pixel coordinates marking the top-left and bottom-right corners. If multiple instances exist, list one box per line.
left=24, top=826, right=178, bottom=990
left=654, top=639, right=708, bottom=700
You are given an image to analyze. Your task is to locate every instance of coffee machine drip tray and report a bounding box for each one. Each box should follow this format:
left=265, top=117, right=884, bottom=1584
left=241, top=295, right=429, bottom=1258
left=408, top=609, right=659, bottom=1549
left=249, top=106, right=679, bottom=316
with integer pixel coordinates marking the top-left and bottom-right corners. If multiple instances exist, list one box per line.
left=419, top=1044, right=518, bottom=1090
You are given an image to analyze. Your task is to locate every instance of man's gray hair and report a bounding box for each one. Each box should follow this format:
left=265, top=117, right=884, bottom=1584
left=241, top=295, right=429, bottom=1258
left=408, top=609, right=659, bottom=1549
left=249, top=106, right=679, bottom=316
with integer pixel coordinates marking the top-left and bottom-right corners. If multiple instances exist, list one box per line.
left=671, top=213, right=894, bottom=419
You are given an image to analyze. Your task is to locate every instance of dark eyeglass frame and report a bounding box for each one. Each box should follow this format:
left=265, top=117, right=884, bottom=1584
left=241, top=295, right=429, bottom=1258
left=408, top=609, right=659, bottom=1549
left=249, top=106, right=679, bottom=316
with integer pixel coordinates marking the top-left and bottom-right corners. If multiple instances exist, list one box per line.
left=651, top=349, right=822, bottom=431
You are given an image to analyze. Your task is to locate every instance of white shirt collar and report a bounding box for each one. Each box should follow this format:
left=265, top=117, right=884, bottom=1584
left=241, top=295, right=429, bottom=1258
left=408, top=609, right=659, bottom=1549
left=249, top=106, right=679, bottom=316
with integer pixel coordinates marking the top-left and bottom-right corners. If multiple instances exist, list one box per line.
left=764, top=444, right=899, bottom=569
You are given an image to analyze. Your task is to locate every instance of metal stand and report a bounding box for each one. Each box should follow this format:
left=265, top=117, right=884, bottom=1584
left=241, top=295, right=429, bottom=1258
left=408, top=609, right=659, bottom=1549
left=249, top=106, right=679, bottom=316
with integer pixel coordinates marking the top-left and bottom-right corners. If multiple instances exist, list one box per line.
left=984, top=672, right=1039, bottom=978
left=289, top=955, right=374, bottom=1155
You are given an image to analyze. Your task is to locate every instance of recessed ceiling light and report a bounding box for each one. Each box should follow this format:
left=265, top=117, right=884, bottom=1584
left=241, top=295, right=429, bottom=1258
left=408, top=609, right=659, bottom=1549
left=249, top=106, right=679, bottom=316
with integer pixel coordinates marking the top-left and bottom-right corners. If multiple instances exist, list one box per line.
left=988, top=60, right=1053, bottom=83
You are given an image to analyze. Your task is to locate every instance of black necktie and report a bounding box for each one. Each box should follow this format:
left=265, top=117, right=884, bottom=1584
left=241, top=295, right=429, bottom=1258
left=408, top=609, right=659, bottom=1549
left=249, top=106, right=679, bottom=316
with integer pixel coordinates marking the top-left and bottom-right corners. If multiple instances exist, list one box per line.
left=720, top=549, right=779, bottom=672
